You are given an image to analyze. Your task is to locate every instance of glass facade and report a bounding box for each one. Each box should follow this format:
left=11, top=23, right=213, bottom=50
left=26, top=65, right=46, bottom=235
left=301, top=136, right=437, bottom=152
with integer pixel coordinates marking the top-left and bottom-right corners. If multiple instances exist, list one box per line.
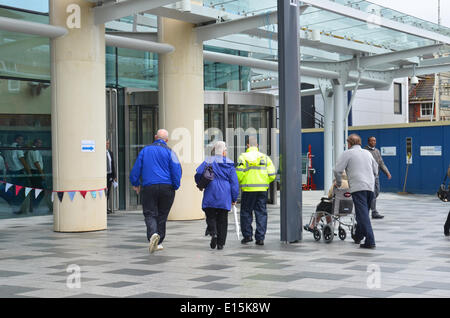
left=204, top=46, right=251, bottom=92
left=0, top=5, right=52, bottom=218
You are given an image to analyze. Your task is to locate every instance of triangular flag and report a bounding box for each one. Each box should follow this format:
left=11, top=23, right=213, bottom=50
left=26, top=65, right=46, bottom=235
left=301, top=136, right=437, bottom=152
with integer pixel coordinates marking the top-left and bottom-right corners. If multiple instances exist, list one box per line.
left=5, top=183, right=12, bottom=192
left=15, top=185, right=23, bottom=196
left=80, top=191, right=87, bottom=199
left=98, top=190, right=103, bottom=198
left=68, top=191, right=76, bottom=201
left=57, top=192, right=64, bottom=202
left=91, top=191, right=97, bottom=199
left=34, top=189, right=43, bottom=199
left=25, top=187, right=32, bottom=197
left=51, top=192, right=55, bottom=202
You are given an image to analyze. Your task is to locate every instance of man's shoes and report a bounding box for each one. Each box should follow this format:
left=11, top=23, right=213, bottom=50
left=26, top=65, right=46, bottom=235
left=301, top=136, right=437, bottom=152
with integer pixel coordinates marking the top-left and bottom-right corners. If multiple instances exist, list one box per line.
left=149, top=233, right=160, bottom=254
left=217, top=245, right=224, bottom=250
left=210, top=235, right=217, bottom=249
left=107, top=209, right=113, bottom=214
left=241, top=237, right=253, bottom=244
left=156, top=244, right=164, bottom=251
left=255, top=240, right=264, bottom=246
left=303, top=225, right=314, bottom=233
left=360, top=243, right=376, bottom=249
left=444, top=225, right=450, bottom=237
left=372, top=212, right=384, bottom=219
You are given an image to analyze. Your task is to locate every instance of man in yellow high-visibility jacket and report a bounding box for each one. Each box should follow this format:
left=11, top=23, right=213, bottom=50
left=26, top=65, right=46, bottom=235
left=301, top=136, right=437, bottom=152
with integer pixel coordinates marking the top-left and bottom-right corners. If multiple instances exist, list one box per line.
left=236, top=136, right=276, bottom=246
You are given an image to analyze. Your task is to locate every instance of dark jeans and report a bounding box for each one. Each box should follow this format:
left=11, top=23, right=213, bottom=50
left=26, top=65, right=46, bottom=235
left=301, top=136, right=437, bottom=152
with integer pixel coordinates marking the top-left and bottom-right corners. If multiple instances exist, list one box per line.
left=352, top=191, right=375, bottom=246
left=29, top=170, right=45, bottom=211
left=8, top=169, right=27, bottom=207
left=204, top=208, right=228, bottom=246
left=141, top=184, right=175, bottom=244
left=240, top=191, right=268, bottom=241
left=106, top=173, right=113, bottom=211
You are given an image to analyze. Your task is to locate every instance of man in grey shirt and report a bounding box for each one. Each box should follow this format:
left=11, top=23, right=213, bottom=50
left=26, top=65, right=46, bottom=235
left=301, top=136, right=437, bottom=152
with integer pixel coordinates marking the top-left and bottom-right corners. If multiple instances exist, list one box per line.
left=334, top=134, right=378, bottom=249
left=364, top=137, right=392, bottom=219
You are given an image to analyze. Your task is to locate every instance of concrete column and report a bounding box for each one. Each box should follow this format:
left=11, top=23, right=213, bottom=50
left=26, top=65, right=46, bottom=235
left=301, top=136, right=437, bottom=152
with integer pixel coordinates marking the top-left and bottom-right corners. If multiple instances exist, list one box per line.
left=50, top=0, right=107, bottom=232
left=158, top=17, right=204, bottom=221
left=333, top=82, right=345, bottom=162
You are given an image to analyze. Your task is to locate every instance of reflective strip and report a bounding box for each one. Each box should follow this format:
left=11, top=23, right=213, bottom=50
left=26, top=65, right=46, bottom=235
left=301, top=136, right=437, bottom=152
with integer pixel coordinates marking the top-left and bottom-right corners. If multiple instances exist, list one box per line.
left=240, top=184, right=269, bottom=188
left=268, top=173, right=277, bottom=176
left=237, top=166, right=267, bottom=172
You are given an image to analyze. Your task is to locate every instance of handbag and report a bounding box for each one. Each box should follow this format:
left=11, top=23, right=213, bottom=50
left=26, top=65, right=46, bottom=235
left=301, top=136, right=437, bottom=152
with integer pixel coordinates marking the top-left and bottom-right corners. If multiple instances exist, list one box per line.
left=196, top=164, right=214, bottom=191
left=437, top=173, right=450, bottom=202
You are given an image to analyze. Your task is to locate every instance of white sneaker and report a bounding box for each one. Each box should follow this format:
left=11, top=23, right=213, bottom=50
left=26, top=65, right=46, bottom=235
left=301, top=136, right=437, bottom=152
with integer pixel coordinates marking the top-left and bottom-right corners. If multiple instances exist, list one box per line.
left=156, top=244, right=164, bottom=251
left=149, top=233, right=160, bottom=254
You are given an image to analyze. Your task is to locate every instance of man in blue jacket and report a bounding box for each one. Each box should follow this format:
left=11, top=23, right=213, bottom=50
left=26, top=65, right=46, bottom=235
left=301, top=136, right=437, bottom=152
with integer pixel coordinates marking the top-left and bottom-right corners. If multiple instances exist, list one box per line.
left=129, top=129, right=182, bottom=253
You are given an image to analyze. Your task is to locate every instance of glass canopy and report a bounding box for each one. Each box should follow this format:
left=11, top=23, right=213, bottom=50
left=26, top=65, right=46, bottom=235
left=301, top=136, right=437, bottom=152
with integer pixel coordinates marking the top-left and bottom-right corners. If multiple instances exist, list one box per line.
left=202, top=0, right=450, bottom=60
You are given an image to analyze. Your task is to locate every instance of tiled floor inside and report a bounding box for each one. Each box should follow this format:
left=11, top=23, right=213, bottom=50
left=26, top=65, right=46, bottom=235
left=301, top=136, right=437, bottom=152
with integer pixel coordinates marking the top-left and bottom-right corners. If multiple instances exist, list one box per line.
left=0, top=191, right=449, bottom=298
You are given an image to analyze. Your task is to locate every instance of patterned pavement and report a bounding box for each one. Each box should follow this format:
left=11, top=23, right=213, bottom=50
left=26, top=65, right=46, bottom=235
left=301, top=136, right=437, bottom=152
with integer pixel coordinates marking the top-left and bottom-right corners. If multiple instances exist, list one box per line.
left=0, top=191, right=449, bottom=298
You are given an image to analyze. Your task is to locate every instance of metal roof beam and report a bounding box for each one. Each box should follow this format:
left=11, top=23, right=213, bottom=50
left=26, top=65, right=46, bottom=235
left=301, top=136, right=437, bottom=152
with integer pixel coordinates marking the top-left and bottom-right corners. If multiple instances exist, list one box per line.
left=203, top=51, right=392, bottom=87
left=358, top=44, right=449, bottom=68
left=389, top=63, right=450, bottom=78
left=0, top=16, right=67, bottom=38
left=93, top=0, right=179, bottom=25
left=105, top=34, right=174, bottom=53
left=195, top=11, right=277, bottom=42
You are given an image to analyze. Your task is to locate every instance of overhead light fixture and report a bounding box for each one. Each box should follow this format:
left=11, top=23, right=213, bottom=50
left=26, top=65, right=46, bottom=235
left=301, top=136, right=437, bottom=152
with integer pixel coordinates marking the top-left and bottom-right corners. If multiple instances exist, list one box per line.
left=411, top=65, right=419, bottom=85
left=311, top=29, right=321, bottom=42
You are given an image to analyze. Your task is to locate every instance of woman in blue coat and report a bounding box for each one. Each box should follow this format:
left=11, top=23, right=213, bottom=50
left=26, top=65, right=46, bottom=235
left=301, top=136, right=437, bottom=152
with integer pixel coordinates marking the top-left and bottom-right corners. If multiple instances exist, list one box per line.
left=195, top=141, right=239, bottom=250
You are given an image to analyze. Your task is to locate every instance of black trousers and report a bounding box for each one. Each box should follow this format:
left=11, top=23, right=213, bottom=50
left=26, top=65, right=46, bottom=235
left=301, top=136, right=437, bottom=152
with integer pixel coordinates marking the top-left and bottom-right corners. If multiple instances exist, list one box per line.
left=204, top=208, right=228, bottom=246
left=141, top=184, right=175, bottom=244
left=445, top=210, right=450, bottom=232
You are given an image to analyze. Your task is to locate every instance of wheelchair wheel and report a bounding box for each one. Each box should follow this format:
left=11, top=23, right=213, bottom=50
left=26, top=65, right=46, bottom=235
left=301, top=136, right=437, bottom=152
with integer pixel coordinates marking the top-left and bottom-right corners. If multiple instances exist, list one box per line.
left=313, top=228, right=321, bottom=241
left=338, top=227, right=346, bottom=241
left=323, top=224, right=334, bottom=243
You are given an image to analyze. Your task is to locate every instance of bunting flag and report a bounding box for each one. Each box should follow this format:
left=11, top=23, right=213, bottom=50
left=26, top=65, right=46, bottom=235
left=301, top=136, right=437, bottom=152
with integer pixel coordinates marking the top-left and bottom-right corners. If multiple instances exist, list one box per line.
left=68, top=191, right=76, bottom=201
left=15, top=185, right=23, bottom=196
left=0, top=179, right=107, bottom=204
left=5, top=183, right=12, bottom=192
left=35, top=189, right=43, bottom=199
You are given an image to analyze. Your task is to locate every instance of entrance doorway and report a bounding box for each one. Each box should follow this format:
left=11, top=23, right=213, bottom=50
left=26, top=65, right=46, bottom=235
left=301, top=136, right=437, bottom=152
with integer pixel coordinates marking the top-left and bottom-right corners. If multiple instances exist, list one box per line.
left=113, top=89, right=277, bottom=211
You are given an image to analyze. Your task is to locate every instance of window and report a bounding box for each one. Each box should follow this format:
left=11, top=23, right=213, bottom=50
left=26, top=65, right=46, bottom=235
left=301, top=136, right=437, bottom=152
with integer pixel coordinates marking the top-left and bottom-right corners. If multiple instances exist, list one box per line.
left=394, top=83, right=402, bottom=114
left=420, top=103, right=433, bottom=117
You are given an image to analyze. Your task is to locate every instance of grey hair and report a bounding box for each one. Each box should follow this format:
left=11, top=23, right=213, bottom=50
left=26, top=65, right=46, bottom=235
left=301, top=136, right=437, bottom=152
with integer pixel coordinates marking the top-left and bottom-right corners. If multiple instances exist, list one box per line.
left=214, top=141, right=227, bottom=156
left=248, top=136, right=258, bottom=147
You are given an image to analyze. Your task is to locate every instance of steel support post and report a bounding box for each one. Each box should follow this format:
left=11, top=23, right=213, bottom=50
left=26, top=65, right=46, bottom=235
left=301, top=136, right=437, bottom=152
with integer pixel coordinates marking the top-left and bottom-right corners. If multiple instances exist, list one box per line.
left=333, top=81, right=345, bottom=162
left=278, top=0, right=302, bottom=243
left=319, top=82, right=334, bottom=195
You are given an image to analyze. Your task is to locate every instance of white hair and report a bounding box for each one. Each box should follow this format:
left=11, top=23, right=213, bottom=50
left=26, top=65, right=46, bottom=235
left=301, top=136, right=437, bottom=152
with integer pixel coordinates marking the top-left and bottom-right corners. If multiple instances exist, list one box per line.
left=214, top=141, right=227, bottom=156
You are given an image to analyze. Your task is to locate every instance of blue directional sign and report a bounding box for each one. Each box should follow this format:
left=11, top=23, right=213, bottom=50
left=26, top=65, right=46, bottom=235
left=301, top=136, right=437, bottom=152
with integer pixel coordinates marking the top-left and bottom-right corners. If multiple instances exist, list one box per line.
left=81, top=140, right=96, bottom=153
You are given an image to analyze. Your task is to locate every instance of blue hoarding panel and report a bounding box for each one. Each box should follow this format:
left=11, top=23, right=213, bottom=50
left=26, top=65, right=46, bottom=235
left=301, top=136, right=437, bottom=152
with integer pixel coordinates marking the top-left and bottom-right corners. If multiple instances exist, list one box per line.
left=302, top=124, right=450, bottom=194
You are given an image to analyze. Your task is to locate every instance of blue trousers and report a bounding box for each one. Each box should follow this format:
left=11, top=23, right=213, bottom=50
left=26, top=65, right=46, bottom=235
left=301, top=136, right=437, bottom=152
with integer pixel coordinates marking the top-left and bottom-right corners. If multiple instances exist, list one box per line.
left=352, top=191, right=376, bottom=246
left=240, top=191, right=268, bottom=241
